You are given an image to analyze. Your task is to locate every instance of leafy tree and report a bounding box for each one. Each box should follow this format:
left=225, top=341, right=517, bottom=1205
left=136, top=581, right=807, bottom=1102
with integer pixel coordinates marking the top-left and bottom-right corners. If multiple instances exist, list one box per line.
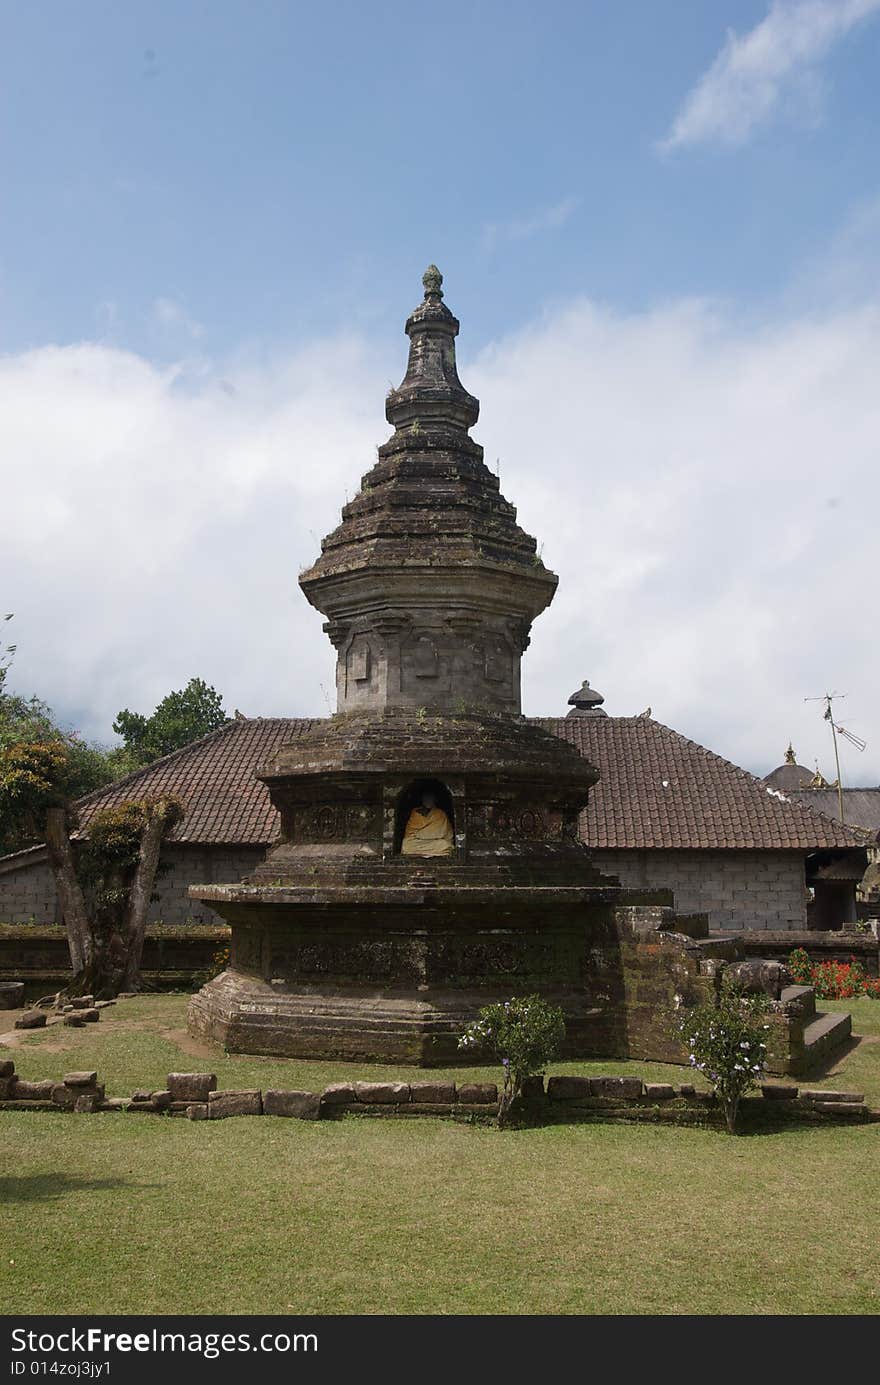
left=113, top=677, right=228, bottom=765
left=0, top=693, right=114, bottom=855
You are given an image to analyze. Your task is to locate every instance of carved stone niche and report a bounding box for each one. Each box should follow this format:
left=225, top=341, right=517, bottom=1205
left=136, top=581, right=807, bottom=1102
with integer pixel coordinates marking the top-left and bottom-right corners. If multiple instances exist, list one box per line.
left=483, top=634, right=512, bottom=686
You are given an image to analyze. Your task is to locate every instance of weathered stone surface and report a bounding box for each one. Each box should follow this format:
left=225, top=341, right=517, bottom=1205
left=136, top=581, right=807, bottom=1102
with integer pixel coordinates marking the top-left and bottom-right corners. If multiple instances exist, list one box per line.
left=589, top=1076, right=643, bottom=1099
left=0, top=1059, right=15, bottom=1079
left=14, top=1010, right=46, bottom=1030
left=63, top=1071, right=98, bottom=1087
left=354, top=1081, right=410, bottom=1104
left=208, top=1089, right=262, bottom=1118
left=81, top=1008, right=100, bottom=1023
left=167, top=1072, right=217, bottom=1102
left=409, top=1082, right=456, bottom=1103
left=73, top=1093, right=100, bottom=1113
left=799, top=1089, right=864, bottom=1104
left=63, top=1013, right=85, bottom=1027
left=70, top=995, right=94, bottom=1009
left=151, top=1090, right=172, bottom=1110
left=127, top=1100, right=158, bottom=1113
left=186, top=1103, right=209, bottom=1120
left=761, top=1083, right=798, bottom=1100
left=547, top=1076, right=593, bottom=1101
left=456, top=1083, right=497, bottom=1104
left=809, top=1101, right=865, bottom=1116
left=100, top=1097, right=128, bottom=1111
left=644, top=1083, right=676, bottom=1100
left=12, top=1078, right=55, bottom=1099
left=678, top=1084, right=696, bottom=1096
left=94, top=999, right=116, bottom=1009
left=0, top=1077, right=13, bottom=1099
left=0, top=981, right=25, bottom=1009
left=321, top=1083, right=356, bottom=1105
left=263, top=1089, right=321, bottom=1119
left=131, top=1088, right=153, bottom=1103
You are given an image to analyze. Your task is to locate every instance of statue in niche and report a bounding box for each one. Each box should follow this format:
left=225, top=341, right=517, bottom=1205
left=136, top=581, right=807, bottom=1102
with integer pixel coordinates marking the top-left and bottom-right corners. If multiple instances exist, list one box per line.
left=401, top=789, right=454, bottom=857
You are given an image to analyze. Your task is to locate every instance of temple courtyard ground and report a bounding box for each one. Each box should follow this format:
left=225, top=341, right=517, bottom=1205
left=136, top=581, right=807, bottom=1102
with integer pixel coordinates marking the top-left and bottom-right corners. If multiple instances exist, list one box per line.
left=1, top=994, right=878, bottom=1315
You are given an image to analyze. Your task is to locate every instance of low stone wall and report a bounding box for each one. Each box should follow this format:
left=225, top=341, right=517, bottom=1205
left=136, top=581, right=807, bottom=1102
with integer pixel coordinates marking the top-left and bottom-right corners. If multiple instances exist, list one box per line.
left=1, top=1061, right=874, bottom=1128
left=738, top=930, right=879, bottom=976
left=0, top=923, right=231, bottom=994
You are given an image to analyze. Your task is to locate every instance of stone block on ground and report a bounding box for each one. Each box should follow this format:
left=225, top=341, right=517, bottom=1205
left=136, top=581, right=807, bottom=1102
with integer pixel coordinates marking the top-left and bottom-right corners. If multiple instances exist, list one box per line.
left=761, top=1084, right=798, bottom=1100
left=0, top=1059, right=15, bottom=1079
left=408, top=1082, right=456, bottom=1104
left=0, top=1077, right=13, bottom=1099
left=70, top=996, right=94, bottom=1010
left=127, top=1100, right=158, bottom=1113
left=678, top=1084, right=696, bottom=1096
left=354, top=1081, right=410, bottom=1104
left=799, top=1089, right=864, bottom=1104
left=63, top=1071, right=98, bottom=1087
left=99, top=1098, right=128, bottom=1111
left=73, top=1093, right=100, bottom=1113
left=80, top=1008, right=100, bottom=1023
left=589, top=1076, right=643, bottom=1099
left=0, top=982, right=25, bottom=1009
left=63, top=1014, right=85, bottom=1028
left=263, top=1090, right=322, bottom=1119
left=547, top=1076, right=593, bottom=1101
left=810, top=1101, right=865, bottom=1116
left=644, top=1083, right=676, bottom=1100
left=151, top=1090, right=172, bottom=1110
left=208, top=1089, right=262, bottom=1118
left=321, top=1083, right=356, bottom=1105
left=185, top=1103, right=209, bottom=1120
left=14, top=1011, right=46, bottom=1030
left=131, top=1088, right=153, bottom=1103
left=94, top=1000, right=116, bottom=1008
left=167, top=1072, right=217, bottom=1102
left=12, top=1078, right=55, bottom=1100
left=456, top=1083, right=497, bottom=1104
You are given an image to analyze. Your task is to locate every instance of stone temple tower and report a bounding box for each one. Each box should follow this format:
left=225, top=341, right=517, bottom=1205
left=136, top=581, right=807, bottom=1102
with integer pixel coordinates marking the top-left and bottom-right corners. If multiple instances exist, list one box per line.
left=188, top=269, right=666, bottom=1064
left=299, top=265, right=556, bottom=717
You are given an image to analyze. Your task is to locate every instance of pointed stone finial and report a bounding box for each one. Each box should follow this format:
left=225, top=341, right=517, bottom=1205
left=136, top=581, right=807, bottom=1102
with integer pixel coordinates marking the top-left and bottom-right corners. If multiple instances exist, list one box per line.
left=784, top=743, right=797, bottom=764
left=422, top=264, right=443, bottom=300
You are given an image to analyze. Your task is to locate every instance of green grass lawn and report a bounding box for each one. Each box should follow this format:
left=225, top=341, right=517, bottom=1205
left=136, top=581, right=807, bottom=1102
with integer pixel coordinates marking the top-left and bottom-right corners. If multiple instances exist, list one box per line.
left=1, top=994, right=879, bottom=1315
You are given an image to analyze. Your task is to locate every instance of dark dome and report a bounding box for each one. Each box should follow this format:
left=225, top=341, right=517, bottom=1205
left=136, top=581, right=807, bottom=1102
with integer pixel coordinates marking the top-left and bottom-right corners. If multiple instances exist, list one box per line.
left=764, top=745, right=814, bottom=792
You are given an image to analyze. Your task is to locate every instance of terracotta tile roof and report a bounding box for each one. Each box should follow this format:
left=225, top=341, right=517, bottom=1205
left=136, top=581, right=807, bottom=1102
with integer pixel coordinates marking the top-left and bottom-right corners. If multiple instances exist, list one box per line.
left=535, top=716, right=864, bottom=851
left=59, top=714, right=865, bottom=855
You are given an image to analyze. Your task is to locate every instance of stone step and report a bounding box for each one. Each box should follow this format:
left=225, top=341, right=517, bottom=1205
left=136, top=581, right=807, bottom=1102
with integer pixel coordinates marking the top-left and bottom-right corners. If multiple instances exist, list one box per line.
left=780, top=984, right=816, bottom=1017
left=802, top=1009, right=851, bottom=1064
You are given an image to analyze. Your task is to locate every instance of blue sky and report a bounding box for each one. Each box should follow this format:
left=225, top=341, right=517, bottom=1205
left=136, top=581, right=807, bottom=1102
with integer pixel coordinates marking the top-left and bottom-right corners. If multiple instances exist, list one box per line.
left=2, top=1, right=879, bottom=782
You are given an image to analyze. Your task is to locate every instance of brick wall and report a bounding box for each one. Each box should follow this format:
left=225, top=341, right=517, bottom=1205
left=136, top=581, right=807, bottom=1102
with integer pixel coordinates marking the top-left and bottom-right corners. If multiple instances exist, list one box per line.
left=0, top=845, right=264, bottom=927
left=591, top=849, right=808, bottom=932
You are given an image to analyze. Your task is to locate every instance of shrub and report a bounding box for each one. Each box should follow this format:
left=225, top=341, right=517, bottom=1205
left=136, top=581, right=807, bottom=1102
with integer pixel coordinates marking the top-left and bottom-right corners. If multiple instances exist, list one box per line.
left=458, top=994, right=566, bottom=1122
left=787, top=947, right=877, bottom=1000
left=678, top=981, right=770, bottom=1133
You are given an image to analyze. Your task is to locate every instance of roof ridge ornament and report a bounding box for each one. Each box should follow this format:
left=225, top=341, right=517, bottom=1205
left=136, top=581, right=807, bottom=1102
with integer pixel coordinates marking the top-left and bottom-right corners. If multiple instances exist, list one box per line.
left=422, top=264, right=443, bottom=300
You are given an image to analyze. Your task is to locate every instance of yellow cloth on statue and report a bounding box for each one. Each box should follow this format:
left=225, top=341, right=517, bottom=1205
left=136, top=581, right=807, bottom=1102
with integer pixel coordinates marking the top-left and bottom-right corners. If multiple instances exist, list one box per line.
left=401, top=806, right=454, bottom=857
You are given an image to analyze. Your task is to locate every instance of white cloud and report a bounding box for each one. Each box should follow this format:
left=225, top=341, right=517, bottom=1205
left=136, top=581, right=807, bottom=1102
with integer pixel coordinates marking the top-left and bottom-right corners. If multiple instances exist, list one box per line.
left=1, top=284, right=879, bottom=783
left=482, top=198, right=578, bottom=251
left=152, top=296, right=204, bottom=339
left=661, top=0, right=880, bottom=150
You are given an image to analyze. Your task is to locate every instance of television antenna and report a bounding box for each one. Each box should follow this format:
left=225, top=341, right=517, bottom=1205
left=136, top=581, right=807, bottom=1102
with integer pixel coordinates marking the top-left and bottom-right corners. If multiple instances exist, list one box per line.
left=804, top=692, right=866, bottom=824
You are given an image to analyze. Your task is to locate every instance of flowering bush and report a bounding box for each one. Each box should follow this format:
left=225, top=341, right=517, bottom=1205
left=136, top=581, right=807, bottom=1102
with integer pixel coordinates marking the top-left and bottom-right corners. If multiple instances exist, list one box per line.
left=458, top=994, right=566, bottom=1123
left=788, top=947, right=878, bottom=1000
left=677, top=982, right=770, bottom=1133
